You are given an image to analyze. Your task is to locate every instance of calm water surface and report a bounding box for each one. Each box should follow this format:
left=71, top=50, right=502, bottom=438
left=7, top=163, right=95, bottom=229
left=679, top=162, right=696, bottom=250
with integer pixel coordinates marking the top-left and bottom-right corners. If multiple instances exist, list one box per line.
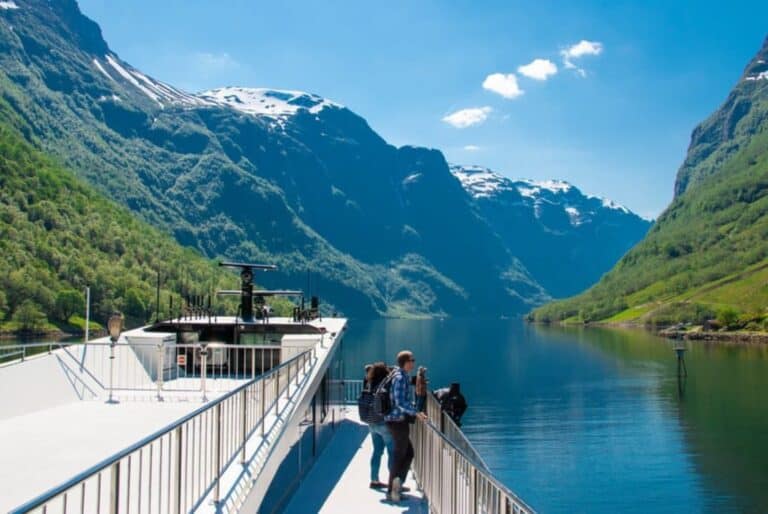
left=341, top=318, right=768, bottom=514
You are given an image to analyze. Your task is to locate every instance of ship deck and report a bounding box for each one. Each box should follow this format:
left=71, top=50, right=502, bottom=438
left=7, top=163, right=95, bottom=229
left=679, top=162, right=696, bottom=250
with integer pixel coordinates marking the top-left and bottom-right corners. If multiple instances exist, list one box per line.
left=0, top=317, right=348, bottom=513
left=283, top=410, right=427, bottom=514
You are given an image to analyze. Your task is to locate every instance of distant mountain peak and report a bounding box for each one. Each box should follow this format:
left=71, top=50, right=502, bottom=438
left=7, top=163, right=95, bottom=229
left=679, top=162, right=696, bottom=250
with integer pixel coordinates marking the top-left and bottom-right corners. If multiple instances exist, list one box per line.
left=449, top=163, right=637, bottom=226
left=197, top=87, right=342, bottom=119
left=449, top=164, right=515, bottom=198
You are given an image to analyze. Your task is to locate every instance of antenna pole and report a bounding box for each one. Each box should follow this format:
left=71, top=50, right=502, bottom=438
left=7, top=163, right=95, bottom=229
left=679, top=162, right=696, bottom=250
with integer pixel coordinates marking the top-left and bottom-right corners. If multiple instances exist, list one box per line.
left=155, top=270, right=161, bottom=323
left=84, top=286, right=90, bottom=343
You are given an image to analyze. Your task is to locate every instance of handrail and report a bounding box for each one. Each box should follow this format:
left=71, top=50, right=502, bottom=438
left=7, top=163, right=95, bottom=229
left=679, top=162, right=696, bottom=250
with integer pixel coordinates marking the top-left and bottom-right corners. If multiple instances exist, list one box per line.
left=342, top=379, right=534, bottom=514
left=413, top=417, right=535, bottom=514
left=2, top=340, right=316, bottom=401
left=425, top=393, right=490, bottom=472
left=9, top=346, right=318, bottom=514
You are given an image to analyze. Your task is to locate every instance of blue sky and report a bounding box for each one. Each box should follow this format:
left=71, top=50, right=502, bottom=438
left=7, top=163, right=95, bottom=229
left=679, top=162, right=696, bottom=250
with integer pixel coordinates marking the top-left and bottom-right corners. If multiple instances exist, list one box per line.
left=79, top=0, right=768, bottom=219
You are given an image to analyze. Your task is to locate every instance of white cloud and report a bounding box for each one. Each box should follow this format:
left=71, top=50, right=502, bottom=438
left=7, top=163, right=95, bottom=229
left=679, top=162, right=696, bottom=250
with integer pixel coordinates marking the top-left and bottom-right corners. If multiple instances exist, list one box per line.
left=563, top=40, right=603, bottom=59
left=517, top=59, right=558, bottom=81
left=442, top=107, right=492, bottom=128
left=463, top=145, right=481, bottom=151
left=560, top=40, right=603, bottom=76
left=482, top=73, right=524, bottom=99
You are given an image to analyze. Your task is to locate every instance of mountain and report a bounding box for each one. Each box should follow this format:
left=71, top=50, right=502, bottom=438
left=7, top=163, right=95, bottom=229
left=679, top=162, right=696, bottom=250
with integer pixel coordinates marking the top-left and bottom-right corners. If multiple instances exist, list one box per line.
left=450, top=165, right=651, bottom=297
left=532, top=36, right=768, bottom=329
left=0, top=0, right=646, bottom=317
left=0, top=104, right=242, bottom=330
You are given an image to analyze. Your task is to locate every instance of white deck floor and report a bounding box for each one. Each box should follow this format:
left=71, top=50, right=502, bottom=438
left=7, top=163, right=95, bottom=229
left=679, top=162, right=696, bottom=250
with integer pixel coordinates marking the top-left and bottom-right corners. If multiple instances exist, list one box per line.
left=283, top=411, right=427, bottom=514
left=0, top=400, right=195, bottom=512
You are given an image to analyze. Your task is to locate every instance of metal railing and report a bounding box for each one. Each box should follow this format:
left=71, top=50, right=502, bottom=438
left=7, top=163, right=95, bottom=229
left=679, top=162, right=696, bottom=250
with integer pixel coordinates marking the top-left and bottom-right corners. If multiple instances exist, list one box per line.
left=424, top=394, right=490, bottom=472
left=412, top=418, right=534, bottom=514
left=0, top=341, right=69, bottom=365
left=1, top=340, right=315, bottom=401
left=342, top=380, right=534, bottom=514
left=342, top=378, right=364, bottom=405
left=9, top=346, right=318, bottom=514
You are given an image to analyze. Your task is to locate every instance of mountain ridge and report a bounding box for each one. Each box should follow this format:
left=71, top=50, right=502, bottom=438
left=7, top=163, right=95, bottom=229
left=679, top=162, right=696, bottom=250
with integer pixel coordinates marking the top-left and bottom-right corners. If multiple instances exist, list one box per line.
left=0, top=0, right=649, bottom=317
left=532, top=35, right=768, bottom=328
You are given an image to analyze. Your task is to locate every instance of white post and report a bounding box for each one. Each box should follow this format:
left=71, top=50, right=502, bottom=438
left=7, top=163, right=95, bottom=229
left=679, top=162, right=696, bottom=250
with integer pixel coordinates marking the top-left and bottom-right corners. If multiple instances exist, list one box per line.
left=107, top=340, right=117, bottom=404
left=84, top=286, right=90, bottom=343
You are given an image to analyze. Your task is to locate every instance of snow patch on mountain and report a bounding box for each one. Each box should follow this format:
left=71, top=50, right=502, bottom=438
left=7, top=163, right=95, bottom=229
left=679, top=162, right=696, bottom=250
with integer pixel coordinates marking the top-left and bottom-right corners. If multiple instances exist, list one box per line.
left=565, top=206, right=583, bottom=225
left=93, top=58, right=115, bottom=82
left=596, top=196, right=631, bottom=214
left=197, top=88, right=341, bottom=121
left=515, top=178, right=572, bottom=197
left=402, top=173, right=422, bottom=186
left=94, top=55, right=218, bottom=108
left=450, top=165, right=515, bottom=198
left=745, top=71, right=768, bottom=81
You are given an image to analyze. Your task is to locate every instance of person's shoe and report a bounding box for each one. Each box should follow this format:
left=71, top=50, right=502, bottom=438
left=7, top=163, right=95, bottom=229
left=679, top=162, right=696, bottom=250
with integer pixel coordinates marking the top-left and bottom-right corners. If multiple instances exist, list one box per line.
left=400, top=485, right=411, bottom=493
left=369, top=481, right=387, bottom=489
left=388, top=477, right=402, bottom=502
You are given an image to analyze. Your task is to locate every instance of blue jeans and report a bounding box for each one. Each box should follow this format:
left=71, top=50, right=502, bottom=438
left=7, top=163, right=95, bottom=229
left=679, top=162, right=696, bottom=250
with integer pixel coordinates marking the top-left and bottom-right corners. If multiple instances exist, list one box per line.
left=369, top=423, right=393, bottom=482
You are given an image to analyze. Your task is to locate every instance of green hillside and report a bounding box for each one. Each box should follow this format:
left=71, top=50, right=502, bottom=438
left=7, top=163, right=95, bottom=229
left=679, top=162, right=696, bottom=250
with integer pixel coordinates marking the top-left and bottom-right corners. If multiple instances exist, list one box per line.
left=0, top=109, right=246, bottom=333
left=532, top=38, right=768, bottom=331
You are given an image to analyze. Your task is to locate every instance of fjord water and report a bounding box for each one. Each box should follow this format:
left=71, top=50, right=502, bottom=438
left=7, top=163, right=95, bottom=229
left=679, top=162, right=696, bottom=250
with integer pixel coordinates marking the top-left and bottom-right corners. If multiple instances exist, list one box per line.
left=342, top=318, right=768, bottom=513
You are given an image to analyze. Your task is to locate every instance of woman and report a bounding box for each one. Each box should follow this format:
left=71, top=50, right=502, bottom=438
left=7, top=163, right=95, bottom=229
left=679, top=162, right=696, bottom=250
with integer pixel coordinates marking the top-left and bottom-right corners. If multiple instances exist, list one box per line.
left=365, top=362, right=393, bottom=489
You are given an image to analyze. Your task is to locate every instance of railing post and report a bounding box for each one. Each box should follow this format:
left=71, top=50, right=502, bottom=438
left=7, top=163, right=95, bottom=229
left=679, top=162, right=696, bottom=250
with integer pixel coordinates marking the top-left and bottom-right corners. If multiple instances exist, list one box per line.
left=107, top=341, right=117, bottom=404
left=241, top=389, right=248, bottom=464
left=251, top=347, right=256, bottom=380
left=471, top=467, right=478, bottom=514
left=287, top=362, right=291, bottom=398
left=156, top=344, right=164, bottom=401
left=174, top=426, right=183, bottom=514
left=214, top=403, right=222, bottom=505
left=200, top=346, right=208, bottom=402
left=452, top=453, right=457, bottom=514
left=295, top=358, right=300, bottom=386
left=261, top=375, right=266, bottom=437
left=275, top=368, right=280, bottom=414
left=109, top=461, right=120, bottom=514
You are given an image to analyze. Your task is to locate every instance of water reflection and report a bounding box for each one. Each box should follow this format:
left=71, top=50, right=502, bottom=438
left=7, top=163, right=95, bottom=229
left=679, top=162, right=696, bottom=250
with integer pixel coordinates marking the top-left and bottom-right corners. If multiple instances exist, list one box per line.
left=342, top=319, right=768, bottom=513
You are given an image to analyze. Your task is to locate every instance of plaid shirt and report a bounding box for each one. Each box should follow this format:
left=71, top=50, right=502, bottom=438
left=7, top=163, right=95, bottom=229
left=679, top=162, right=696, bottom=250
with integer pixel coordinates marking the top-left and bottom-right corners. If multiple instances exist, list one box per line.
left=385, top=367, right=418, bottom=422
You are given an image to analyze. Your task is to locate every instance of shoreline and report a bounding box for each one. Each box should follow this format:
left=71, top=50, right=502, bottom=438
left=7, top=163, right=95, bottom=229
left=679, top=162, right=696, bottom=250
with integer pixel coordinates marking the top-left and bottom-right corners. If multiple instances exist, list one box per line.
left=0, top=328, right=106, bottom=341
left=530, top=320, right=768, bottom=344
left=657, top=328, right=768, bottom=344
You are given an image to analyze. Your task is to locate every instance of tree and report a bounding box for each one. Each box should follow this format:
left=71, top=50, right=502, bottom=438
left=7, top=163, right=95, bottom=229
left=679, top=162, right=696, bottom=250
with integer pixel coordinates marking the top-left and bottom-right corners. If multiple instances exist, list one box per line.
left=716, top=307, right=740, bottom=330
left=54, top=289, right=84, bottom=321
left=124, top=288, right=147, bottom=319
left=0, top=290, right=7, bottom=321
left=12, top=300, right=48, bottom=332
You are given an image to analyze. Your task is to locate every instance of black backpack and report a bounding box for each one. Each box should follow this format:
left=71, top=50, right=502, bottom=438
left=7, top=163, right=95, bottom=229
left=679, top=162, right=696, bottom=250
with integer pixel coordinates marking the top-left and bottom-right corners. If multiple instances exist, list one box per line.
left=357, top=380, right=384, bottom=424
left=373, top=370, right=398, bottom=418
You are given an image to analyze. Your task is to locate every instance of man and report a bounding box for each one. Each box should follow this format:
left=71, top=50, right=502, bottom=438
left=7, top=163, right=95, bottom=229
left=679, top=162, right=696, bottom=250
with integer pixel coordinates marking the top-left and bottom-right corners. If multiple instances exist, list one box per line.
left=385, top=350, right=427, bottom=502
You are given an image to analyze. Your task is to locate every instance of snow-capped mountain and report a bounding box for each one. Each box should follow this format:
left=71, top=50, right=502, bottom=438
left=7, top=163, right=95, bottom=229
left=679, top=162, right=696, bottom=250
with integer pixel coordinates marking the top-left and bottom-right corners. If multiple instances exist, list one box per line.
left=198, top=87, right=341, bottom=119
left=451, top=164, right=652, bottom=297
left=451, top=165, right=637, bottom=229
left=91, top=52, right=342, bottom=123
